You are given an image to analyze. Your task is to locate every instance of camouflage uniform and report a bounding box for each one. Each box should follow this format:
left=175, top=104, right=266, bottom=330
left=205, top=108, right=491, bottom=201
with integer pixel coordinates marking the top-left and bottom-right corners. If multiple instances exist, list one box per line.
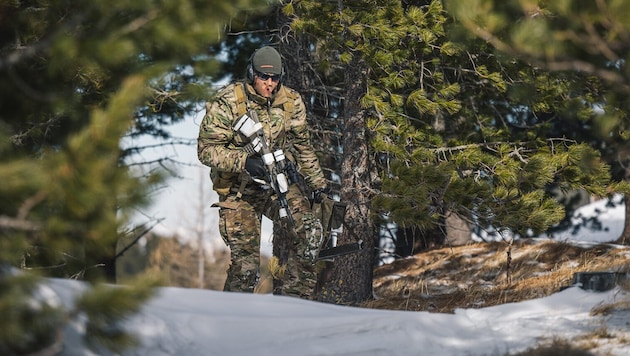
left=197, top=81, right=327, bottom=296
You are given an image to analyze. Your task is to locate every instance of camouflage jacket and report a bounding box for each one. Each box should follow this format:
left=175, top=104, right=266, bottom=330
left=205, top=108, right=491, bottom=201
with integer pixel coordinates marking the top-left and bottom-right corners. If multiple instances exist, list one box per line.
left=197, top=81, right=326, bottom=196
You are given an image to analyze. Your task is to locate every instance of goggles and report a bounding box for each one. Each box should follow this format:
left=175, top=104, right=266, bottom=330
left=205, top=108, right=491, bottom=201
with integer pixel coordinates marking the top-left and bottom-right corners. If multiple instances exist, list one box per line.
left=255, top=70, right=281, bottom=82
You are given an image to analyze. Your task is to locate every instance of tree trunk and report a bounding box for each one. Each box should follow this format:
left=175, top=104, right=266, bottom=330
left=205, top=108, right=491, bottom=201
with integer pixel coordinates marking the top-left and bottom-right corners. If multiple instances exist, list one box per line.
left=445, top=212, right=473, bottom=246
left=616, top=193, right=630, bottom=245
left=271, top=223, right=290, bottom=294
left=317, top=55, right=376, bottom=305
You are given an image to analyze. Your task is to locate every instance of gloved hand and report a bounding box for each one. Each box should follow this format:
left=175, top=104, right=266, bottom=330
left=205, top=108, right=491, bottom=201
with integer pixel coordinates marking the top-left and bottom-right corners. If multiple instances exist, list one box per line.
left=284, top=160, right=300, bottom=184
left=245, top=156, right=267, bottom=179
left=311, top=186, right=331, bottom=204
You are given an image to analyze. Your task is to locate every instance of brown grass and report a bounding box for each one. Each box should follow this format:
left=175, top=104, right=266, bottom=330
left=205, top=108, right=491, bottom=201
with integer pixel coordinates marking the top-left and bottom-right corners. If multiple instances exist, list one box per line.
left=510, top=338, right=596, bottom=356
left=365, top=239, right=630, bottom=313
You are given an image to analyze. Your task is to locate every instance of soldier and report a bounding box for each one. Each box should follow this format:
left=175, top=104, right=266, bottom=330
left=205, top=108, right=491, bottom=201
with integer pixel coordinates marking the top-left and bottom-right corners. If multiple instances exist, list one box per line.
left=197, top=46, right=328, bottom=297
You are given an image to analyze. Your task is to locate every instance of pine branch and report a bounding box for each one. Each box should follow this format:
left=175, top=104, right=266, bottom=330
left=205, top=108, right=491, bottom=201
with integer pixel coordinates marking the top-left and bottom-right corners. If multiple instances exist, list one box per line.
left=0, top=13, right=86, bottom=71
left=10, top=117, right=62, bottom=146
left=431, top=138, right=577, bottom=155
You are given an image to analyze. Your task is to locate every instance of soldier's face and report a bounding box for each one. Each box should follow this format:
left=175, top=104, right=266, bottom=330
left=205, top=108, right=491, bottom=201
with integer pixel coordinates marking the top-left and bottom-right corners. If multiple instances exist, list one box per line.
left=254, top=73, right=280, bottom=98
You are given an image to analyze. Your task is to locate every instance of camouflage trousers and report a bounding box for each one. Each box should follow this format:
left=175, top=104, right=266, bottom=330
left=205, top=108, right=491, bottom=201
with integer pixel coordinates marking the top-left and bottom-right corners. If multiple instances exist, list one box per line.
left=218, top=184, right=323, bottom=297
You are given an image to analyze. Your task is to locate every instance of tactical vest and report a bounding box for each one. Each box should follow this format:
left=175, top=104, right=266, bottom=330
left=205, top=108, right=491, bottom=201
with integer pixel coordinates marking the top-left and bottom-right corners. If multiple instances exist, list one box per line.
left=212, top=82, right=299, bottom=198
left=233, top=82, right=298, bottom=124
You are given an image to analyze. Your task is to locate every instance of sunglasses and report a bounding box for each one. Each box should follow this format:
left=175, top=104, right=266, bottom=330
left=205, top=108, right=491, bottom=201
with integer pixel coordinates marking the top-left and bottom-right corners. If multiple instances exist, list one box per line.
left=256, top=71, right=281, bottom=82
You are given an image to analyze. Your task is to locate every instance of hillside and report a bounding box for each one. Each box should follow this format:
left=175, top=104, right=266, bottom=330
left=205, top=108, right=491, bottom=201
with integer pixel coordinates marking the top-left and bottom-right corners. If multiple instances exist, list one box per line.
left=49, top=197, right=630, bottom=355
left=368, top=238, right=630, bottom=313
left=46, top=238, right=630, bottom=356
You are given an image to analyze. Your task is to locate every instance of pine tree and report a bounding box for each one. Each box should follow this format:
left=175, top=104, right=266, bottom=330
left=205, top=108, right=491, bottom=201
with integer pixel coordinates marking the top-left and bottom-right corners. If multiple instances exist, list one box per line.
left=0, top=0, right=269, bottom=353
left=445, top=0, right=630, bottom=243
left=282, top=0, right=622, bottom=304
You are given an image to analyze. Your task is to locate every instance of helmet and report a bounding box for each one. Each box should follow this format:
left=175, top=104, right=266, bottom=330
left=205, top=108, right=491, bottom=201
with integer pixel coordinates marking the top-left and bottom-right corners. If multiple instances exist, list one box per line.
left=246, top=46, right=284, bottom=83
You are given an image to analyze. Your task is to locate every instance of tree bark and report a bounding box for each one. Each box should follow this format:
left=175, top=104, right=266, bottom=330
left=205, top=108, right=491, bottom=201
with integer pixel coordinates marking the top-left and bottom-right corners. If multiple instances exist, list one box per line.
left=317, top=55, right=377, bottom=305
left=616, top=193, right=630, bottom=245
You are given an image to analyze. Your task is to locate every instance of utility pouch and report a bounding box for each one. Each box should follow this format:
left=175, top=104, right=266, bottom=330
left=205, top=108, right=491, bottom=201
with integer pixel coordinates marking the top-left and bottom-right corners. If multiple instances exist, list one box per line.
left=211, top=170, right=238, bottom=196
left=328, top=200, right=347, bottom=231
left=312, top=194, right=347, bottom=250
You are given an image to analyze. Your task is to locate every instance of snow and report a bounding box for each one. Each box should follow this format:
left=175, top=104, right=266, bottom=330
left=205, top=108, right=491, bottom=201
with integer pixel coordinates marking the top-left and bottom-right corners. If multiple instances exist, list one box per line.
left=46, top=279, right=630, bottom=356
left=43, top=195, right=630, bottom=355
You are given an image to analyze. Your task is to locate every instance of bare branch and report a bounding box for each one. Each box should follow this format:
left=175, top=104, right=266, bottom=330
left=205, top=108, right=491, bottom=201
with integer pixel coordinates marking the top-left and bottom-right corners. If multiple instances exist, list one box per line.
left=115, top=219, right=163, bottom=259
left=0, top=215, right=41, bottom=232
left=10, top=116, right=62, bottom=146
left=17, top=190, right=48, bottom=220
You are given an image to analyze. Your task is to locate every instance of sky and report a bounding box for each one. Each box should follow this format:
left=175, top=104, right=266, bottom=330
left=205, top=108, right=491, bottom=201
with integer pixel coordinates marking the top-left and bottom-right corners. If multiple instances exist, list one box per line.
left=39, top=195, right=630, bottom=356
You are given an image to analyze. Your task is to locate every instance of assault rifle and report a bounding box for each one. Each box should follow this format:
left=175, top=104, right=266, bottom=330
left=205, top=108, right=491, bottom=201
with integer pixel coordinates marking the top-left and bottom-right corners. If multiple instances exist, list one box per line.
left=234, top=108, right=363, bottom=259
left=234, top=109, right=296, bottom=227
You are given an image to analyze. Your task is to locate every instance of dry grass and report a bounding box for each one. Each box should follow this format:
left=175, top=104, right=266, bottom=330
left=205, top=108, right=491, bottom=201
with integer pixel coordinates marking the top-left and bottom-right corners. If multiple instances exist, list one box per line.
left=510, top=338, right=596, bottom=356
left=365, top=239, right=630, bottom=354
left=365, top=239, right=630, bottom=313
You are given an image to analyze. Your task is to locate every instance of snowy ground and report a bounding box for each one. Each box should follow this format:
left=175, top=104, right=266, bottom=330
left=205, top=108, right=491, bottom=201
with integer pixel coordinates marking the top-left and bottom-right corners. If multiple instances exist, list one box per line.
left=48, top=278, right=629, bottom=356
left=44, top=196, right=630, bottom=355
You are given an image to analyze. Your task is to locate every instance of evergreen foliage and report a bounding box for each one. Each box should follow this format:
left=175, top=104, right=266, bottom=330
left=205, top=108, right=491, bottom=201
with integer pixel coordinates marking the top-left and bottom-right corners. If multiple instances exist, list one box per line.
left=445, top=0, right=630, bottom=241
left=282, top=0, right=627, bottom=303
left=77, top=276, right=159, bottom=353
left=0, top=269, right=64, bottom=355
left=0, top=0, right=269, bottom=353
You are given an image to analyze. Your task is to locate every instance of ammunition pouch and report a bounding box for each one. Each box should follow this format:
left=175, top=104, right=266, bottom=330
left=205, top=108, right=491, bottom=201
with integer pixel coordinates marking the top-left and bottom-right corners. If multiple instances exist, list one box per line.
left=210, top=170, right=240, bottom=196
left=311, top=193, right=346, bottom=247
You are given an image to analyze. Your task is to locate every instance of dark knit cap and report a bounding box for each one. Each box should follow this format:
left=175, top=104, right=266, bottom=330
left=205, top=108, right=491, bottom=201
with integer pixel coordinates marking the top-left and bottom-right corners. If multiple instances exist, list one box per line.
left=252, top=46, right=282, bottom=75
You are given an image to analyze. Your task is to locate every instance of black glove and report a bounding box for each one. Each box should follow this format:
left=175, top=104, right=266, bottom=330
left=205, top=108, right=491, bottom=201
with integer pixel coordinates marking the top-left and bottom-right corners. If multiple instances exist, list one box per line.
left=312, top=186, right=331, bottom=204
left=284, top=160, right=300, bottom=184
left=245, top=156, right=267, bottom=179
